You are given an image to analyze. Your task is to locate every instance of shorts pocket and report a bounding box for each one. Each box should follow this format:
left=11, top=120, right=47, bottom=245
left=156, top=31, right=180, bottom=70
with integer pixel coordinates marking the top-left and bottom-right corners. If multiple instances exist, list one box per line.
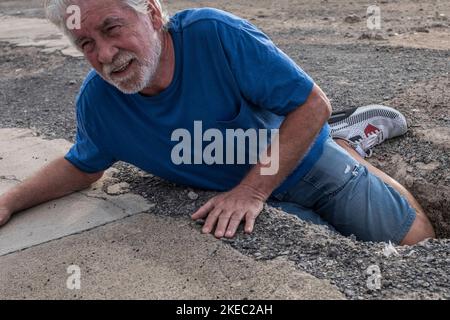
left=301, top=139, right=361, bottom=196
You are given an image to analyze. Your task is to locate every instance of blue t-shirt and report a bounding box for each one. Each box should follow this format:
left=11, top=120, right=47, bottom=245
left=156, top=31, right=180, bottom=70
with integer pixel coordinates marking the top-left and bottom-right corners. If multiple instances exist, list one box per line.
left=65, top=8, right=330, bottom=196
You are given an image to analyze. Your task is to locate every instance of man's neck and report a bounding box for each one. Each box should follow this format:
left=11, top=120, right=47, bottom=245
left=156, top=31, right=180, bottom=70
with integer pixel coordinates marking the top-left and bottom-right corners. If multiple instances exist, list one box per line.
left=139, top=30, right=175, bottom=97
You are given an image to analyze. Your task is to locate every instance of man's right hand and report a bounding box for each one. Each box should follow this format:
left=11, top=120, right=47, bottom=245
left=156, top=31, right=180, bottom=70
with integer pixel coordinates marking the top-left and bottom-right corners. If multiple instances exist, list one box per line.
left=0, top=206, right=12, bottom=227
left=0, top=157, right=104, bottom=229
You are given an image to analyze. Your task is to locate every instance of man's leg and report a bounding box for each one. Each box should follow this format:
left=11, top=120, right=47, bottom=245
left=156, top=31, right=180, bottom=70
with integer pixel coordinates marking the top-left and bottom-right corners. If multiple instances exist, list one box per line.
left=329, top=105, right=435, bottom=244
left=334, top=138, right=435, bottom=245
left=273, top=105, right=435, bottom=244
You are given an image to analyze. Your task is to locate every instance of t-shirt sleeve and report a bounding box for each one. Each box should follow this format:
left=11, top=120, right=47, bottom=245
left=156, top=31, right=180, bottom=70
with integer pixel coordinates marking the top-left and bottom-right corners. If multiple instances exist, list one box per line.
left=64, top=98, right=116, bottom=173
left=217, top=19, right=315, bottom=115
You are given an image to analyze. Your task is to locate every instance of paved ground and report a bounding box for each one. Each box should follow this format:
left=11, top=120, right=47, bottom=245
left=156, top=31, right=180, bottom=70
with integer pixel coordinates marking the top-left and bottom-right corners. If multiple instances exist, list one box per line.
left=0, top=128, right=153, bottom=256
left=0, top=0, right=449, bottom=300
left=1, top=214, right=344, bottom=300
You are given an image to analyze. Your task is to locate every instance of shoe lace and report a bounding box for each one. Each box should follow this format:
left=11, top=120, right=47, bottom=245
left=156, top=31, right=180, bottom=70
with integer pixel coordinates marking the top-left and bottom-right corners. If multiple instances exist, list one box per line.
left=352, top=130, right=384, bottom=158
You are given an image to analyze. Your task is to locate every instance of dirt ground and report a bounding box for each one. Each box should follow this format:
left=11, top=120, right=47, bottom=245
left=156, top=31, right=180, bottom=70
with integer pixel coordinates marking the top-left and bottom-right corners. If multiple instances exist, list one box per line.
left=0, top=0, right=449, bottom=299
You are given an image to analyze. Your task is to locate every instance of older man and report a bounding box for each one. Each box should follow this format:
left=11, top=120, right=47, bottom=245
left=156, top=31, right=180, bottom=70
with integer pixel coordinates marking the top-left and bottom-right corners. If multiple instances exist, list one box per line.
left=0, top=0, right=435, bottom=244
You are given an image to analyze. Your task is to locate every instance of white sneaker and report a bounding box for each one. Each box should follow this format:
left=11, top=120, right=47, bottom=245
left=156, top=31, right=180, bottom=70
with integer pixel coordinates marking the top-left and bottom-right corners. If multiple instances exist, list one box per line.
left=329, top=105, right=408, bottom=158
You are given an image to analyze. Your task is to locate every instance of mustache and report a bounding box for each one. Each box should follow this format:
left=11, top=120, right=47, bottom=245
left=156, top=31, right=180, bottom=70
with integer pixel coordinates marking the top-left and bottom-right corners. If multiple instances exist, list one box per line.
left=103, top=51, right=137, bottom=76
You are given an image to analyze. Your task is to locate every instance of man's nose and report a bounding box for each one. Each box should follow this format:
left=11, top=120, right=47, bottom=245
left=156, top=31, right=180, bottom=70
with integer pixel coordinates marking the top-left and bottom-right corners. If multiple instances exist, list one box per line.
left=97, top=40, right=119, bottom=65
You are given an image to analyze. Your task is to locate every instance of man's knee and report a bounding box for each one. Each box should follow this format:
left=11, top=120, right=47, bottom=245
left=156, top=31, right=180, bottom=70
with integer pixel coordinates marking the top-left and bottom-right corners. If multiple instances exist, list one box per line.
left=400, top=213, right=435, bottom=246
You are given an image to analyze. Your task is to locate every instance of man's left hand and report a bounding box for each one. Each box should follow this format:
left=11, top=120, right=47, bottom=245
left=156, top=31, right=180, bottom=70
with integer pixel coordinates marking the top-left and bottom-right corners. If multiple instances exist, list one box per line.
left=191, top=184, right=267, bottom=238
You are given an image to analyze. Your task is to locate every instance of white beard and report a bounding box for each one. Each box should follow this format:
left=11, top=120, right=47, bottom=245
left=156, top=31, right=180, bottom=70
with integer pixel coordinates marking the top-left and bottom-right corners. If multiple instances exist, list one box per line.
left=101, top=34, right=162, bottom=94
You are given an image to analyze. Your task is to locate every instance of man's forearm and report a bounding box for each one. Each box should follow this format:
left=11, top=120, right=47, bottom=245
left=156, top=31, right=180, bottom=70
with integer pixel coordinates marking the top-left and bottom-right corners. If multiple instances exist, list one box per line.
left=0, top=157, right=103, bottom=214
left=239, top=85, right=332, bottom=199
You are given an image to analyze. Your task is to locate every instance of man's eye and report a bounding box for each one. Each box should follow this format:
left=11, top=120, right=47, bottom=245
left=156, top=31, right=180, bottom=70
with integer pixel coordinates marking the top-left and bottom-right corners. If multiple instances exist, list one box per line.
left=81, top=41, right=93, bottom=51
left=108, top=25, right=121, bottom=32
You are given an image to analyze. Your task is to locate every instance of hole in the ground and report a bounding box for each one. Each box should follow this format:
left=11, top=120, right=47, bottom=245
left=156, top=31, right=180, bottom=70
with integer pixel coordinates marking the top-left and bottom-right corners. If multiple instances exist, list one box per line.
left=367, top=76, right=450, bottom=239
left=372, top=151, right=450, bottom=239
left=412, top=183, right=450, bottom=239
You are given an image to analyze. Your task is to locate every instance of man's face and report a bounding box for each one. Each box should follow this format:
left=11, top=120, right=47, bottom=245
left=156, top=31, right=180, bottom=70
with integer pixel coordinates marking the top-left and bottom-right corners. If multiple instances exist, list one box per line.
left=68, top=0, right=162, bottom=94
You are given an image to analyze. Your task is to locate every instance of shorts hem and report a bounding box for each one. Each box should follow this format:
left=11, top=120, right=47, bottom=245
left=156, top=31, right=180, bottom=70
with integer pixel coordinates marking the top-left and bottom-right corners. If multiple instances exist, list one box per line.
left=391, top=205, right=417, bottom=245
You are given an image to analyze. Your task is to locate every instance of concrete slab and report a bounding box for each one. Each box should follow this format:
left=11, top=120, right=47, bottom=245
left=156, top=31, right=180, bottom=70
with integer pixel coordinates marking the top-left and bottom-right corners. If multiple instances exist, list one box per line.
left=0, top=128, right=154, bottom=256
left=0, top=15, right=81, bottom=57
left=0, top=213, right=344, bottom=299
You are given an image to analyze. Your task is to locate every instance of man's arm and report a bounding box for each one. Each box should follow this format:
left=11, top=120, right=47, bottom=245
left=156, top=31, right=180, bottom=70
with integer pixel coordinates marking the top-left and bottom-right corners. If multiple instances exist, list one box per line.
left=192, top=84, right=332, bottom=238
left=0, top=157, right=104, bottom=227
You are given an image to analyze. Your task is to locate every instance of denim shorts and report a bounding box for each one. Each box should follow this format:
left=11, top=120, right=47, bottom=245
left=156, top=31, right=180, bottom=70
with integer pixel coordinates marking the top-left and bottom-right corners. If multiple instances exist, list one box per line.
left=268, top=137, right=416, bottom=244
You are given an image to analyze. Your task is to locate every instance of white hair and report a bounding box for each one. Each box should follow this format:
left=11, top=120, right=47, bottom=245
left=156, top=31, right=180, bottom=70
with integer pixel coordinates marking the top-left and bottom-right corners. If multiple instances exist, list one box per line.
left=45, top=0, right=170, bottom=34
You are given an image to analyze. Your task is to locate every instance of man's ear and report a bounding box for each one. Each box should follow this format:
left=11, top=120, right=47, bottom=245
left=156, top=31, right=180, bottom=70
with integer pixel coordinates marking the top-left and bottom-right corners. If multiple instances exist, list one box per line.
left=147, top=0, right=164, bottom=30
